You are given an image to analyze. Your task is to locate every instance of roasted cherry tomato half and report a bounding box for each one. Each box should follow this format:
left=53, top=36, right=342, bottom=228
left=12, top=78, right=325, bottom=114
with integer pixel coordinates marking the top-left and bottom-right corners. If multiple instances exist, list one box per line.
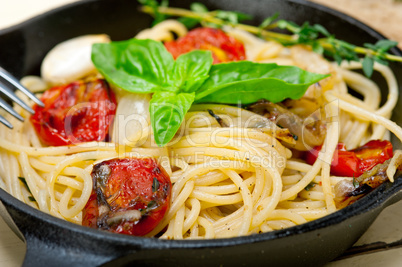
left=82, top=158, right=171, bottom=236
left=305, top=140, right=393, bottom=177
left=30, top=79, right=116, bottom=146
left=164, top=27, right=246, bottom=63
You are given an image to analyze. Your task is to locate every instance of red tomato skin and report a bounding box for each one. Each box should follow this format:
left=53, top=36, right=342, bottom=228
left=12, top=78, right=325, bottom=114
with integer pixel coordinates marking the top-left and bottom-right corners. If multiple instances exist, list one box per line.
left=353, top=140, right=393, bottom=172
left=82, top=190, right=99, bottom=228
left=305, top=140, right=393, bottom=177
left=30, top=79, right=116, bottom=146
left=164, top=27, right=246, bottom=63
left=82, top=158, right=171, bottom=236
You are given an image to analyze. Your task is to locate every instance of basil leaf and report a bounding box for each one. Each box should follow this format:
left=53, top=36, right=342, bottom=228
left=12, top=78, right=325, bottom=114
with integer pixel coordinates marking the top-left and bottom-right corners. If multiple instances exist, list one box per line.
left=92, top=39, right=174, bottom=93
left=195, top=62, right=329, bottom=104
left=172, top=50, right=213, bottom=93
left=150, top=91, right=195, bottom=146
left=362, top=56, right=374, bottom=78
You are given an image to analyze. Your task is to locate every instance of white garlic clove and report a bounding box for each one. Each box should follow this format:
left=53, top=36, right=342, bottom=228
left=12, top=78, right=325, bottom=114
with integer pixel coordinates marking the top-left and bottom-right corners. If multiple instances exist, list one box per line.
left=41, top=34, right=110, bottom=85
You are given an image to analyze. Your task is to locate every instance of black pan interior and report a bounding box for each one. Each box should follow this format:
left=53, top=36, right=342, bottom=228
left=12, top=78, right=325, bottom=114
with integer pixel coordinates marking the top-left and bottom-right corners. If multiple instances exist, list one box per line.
left=1, top=0, right=402, bottom=266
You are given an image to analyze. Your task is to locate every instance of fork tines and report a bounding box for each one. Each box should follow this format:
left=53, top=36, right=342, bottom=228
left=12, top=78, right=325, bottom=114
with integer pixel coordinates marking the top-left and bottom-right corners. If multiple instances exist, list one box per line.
left=0, top=66, right=44, bottom=129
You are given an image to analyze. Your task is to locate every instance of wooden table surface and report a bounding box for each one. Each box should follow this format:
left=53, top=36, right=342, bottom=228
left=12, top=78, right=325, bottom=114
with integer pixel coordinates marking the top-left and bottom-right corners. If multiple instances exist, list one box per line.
left=1, top=0, right=402, bottom=266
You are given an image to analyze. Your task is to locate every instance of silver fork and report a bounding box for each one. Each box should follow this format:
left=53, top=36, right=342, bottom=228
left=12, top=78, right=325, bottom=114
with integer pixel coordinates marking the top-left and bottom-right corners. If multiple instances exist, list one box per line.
left=0, top=66, right=44, bottom=129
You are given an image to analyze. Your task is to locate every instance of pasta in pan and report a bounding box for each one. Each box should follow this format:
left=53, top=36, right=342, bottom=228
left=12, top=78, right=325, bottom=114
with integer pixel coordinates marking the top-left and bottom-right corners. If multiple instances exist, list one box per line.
left=0, top=18, right=402, bottom=239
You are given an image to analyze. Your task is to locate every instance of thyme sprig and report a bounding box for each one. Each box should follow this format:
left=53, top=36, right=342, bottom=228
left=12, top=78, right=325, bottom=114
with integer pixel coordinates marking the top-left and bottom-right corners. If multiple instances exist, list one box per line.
left=139, top=1, right=402, bottom=77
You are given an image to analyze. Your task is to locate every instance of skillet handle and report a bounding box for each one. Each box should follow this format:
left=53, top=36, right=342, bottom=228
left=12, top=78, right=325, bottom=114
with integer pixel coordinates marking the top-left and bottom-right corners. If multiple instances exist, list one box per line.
left=0, top=198, right=120, bottom=267
left=21, top=233, right=112, bottom=267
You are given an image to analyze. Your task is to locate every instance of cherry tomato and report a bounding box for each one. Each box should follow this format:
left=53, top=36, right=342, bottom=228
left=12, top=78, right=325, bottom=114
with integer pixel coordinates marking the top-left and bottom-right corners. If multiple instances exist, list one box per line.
left=305, top=140, right=393, bottom=177
left=30, top=79, right=116, bottom=146
left=82, top=158, right=171, bottom=236
left=164, top=27, right=246, bottom=63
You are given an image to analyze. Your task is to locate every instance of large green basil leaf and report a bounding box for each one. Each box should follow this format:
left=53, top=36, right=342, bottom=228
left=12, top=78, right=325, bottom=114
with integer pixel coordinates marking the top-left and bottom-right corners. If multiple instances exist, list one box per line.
left=194, top=61, right=329, bottom=104
left=91, top=39, right=174, bottom=93
left=150, top=91, right=195, bottom=146
left=171, top=50, right=213, bottom=93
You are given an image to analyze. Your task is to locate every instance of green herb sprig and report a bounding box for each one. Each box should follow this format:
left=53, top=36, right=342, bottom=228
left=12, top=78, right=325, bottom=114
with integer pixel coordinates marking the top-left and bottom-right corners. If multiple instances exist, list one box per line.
left=140, top=2, right=402, bottom=77
left=18, top=177, right=36, bottom=202
left=92, top=39, right=327, bottom=146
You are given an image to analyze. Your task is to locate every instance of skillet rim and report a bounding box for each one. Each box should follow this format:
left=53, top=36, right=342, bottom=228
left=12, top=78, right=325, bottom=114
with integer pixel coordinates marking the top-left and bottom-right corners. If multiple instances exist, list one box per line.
left=0, top=0, right=402, bottom=250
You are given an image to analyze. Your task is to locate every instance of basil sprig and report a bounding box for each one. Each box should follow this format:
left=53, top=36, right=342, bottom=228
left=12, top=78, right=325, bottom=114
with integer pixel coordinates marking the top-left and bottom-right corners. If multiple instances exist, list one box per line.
left=92, top=38, right=328, bottom=147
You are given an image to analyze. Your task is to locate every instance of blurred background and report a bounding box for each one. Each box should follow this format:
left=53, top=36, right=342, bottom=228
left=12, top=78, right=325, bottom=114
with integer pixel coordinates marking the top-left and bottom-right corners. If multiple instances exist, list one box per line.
left=1, top=0, right=402, bottom=48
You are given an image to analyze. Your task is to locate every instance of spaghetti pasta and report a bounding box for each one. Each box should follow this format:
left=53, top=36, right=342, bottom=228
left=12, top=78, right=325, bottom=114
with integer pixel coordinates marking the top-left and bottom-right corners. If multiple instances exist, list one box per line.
left=0, top=19, right=402, bottom=239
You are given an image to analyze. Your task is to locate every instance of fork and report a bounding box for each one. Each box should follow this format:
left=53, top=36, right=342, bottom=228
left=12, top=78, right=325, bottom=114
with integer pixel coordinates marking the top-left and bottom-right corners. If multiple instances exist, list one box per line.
left=0, top=66, right=44, bottom=129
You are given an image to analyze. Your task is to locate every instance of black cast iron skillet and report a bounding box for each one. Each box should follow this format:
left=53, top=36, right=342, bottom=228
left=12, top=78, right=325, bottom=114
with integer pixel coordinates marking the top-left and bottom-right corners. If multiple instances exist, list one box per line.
left=1, top=0, right=402, bottom=266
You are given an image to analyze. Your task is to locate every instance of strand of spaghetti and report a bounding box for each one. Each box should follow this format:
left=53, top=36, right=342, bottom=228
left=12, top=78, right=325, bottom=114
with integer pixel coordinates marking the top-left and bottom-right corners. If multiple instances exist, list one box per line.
left=371, top=123, right=390, bottom=140
left=386, top=150, right=402, bottom=182
left=186, top=127, right=292, bottom=157
left=171, top=161, right=253, bottom=200
left=56, top=175, right=83, bottom=190
left=282, top=174, right=303, bottom=185
left=299, top=188, right=325, bottom=201
left=195, top=183, right=239, bottom=195
left=171, top=147, right=271, bottom=164
left=147, top=180, right=195, bottom=237
left=190, top=190, right=242, bottom=205
left=171, top=147, right=280, bottom=171
left=259, top=168, right=274, bottom=203
left=214, top=216, right=242, bottom=237
left=182, top=198, right=201, bottom=234
left=260, top=222, right=273, bottom=232
left=266, top=210, right=307, bottom=224
left=338, top=68, right=380, bottom=109
left=318, top=95, right=339, bottom=212
left=58, top=188, right=76, bottom=220
left=221, top=169, right=253, bottom=236
left=4, top=117, right=23, bottom=199
left=47, top=151, right=117, bottom=217
left=0, top=140, right=115, bottom=156
left=9, top=153, right=22, bottom=201
left=58, top=167, right=92, bottom=219
left=324, top=91, right=402, bottom=142
left=198, top=216, right=215, bottom=239
left=173, top=205, right=186, bottom=239
left=266, top=220, right=295, bottom=230
left=343, top=121, right=369, bottom=149
left=160, top=217, right=175, bottom=239
left=189, top=222, right=199, bottom=238
left=341, top=61, right=398, bottom=117
left=193, top=170, right=227, bottom=186
left=0, top=151, right=12, bottom=193
left=279, top=200, right=326, bottom=209
left=313, top=176, right=353, bottom=185
left=281, top=161, right=321, bottom=201
left=27, top=122, right=43, bottom=147
left=190, top=104, right=280, bottom=132
left=36, top=189, right=50, bottom=213
left=18, top=152, right=40, bottom=201
left=285, top=160, right=312, bottom=173
left=251, top=166, right=282, bottom=228
left=287, top=209, right=329, bottom=220
left=253, top=167, right=268, bottom=205
left=340, top=113, right=354, bottom=140
left=178, top=128, right=287, bottom=154
left=29, top=158, right=57, bottom=172
left=213, top=206, right=244, bottom=229
left=21, top=158, right=46, bottom=189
